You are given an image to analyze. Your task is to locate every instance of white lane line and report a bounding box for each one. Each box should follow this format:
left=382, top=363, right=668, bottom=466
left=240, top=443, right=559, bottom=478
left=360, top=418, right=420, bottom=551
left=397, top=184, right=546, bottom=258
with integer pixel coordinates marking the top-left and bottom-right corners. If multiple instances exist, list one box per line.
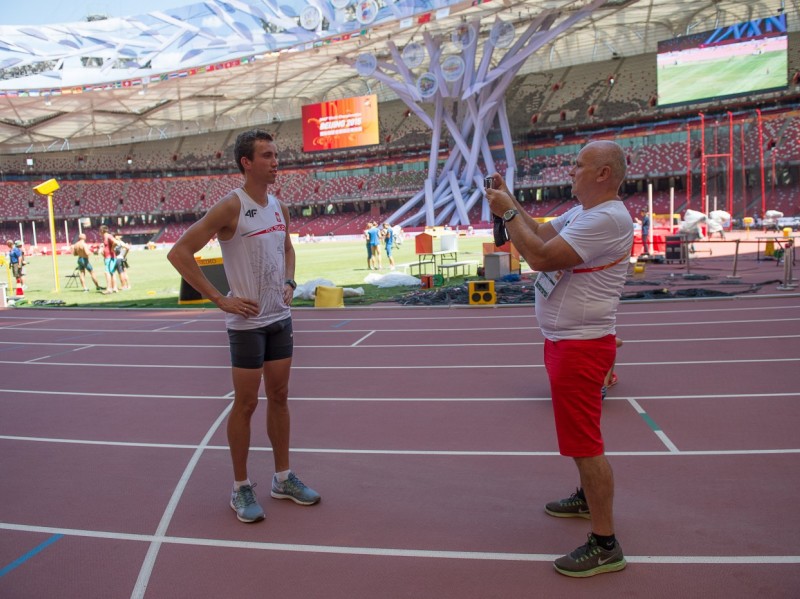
left=351, top=330, right=376, bottom=346
left=611, top=334, right=800, bottom=343
left=0, top=327, right=226, bottom=334
left=280, top=392, right=800, bottom=402
left=2, top=389, right=799, bottom=402
left=0, top=360, right=229, bottom=369
left=2, top=333, right=799, bottom=350
left=3, top=317, right=800, bottom=335
left=0, top=341, right=228, bottom=349
left=654, top=431, right=680, bottom=453
left=0, top=315, right=217, bottom=323
left=152, top=320, right=199, bottom=332
left=1, top=357, right=799, bottom=370
left=1, top=523, right=798, bottom=565
left=614, top=392, right=800, bottom=400
left=620, top=304, right=800, bottom=315
left=22, top=345, right=95, bottom=363
left=130, top=400, right=233, bottom=599
left=0, top=435, right=199, bottom=449
left=627, top=398, right=680, bottom=453
left=0, top=389, right=231, bottom=400
left=0, top=319, right=51, bottom=329
left=0, top=301, right=796, bottom=325
left=617, top=317, right=800, bottom=327
left=2, top=435, right=799, bottom=457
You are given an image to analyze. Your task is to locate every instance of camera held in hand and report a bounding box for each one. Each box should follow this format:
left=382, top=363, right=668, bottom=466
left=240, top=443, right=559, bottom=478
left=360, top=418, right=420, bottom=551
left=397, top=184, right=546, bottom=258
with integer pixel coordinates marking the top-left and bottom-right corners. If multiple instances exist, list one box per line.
left=486, top=177, right=509, bottom=247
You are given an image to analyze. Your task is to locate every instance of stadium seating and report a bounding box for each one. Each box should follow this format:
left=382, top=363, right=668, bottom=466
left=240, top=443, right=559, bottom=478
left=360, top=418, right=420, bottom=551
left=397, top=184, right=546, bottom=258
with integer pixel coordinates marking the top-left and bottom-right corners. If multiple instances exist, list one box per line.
left=157, top=222, right=194, bottom=244
left=0, top=182, right=31, bottom=219
left=165, top=177, right=208, bottom=213
left=2, top=40, right=799, bottom=239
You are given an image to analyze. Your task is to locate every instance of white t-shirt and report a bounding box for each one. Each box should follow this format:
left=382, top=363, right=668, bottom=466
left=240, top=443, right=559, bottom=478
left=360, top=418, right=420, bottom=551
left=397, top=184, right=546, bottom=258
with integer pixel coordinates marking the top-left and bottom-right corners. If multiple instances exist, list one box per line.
left=535, top=200, right=633, bottom=341
left=219, top=188, right=291, bottom=330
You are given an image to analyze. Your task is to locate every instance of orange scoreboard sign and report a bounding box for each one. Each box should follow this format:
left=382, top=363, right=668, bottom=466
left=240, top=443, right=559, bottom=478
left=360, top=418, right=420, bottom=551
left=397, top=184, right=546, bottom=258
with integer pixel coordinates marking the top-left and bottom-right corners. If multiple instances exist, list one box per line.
left=301, top=94, right=379, bottom=152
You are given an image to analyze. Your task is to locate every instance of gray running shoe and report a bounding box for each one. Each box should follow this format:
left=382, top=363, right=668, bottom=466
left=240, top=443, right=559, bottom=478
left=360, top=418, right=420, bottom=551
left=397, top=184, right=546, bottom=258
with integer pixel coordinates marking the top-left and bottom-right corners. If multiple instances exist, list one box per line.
left=230, top=483, right=265, bottom=523
left=545, top=488, right=591, bottom=519
left=271, top=472, right=321, bottom=505
left=554, top=534, right=627, bottom=578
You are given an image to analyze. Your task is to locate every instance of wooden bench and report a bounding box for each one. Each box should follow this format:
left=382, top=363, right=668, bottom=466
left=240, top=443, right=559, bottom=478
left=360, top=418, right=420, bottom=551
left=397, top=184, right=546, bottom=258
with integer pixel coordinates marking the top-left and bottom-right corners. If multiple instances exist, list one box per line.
left=437, top=260, right=479, bottom=281
left=399, top=261, right=436, bottom=276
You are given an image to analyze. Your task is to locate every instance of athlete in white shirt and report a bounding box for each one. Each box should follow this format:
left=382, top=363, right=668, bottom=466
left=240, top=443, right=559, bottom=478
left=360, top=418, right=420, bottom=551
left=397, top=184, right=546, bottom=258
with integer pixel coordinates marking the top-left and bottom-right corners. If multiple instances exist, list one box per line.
left=485, top=140, right=633, bottom=578
left=168, top=130, right=320, bottom=524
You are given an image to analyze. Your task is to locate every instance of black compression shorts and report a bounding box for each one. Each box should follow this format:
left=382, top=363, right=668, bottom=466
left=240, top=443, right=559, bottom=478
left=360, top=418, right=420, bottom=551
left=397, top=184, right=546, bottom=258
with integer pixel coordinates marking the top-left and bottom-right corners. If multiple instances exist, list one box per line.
left=226, top=317, right=293, bottom=369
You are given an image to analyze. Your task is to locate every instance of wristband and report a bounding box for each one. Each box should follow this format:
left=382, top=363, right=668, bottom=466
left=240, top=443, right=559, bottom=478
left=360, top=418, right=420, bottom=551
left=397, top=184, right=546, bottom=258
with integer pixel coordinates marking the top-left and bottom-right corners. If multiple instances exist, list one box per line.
left=284, top=279, right=297, bottom=290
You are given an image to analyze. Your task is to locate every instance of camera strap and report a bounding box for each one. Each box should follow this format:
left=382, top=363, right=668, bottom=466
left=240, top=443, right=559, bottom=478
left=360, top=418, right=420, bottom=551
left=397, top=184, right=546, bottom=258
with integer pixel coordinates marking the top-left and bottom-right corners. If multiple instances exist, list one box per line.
left=571, top=245, right=632, bottom=274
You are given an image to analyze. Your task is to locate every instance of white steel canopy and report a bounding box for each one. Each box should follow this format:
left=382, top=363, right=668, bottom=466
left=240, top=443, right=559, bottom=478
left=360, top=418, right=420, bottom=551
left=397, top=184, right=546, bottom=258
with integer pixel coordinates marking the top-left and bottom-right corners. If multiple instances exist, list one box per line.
left=0, top=0, right=794, bottom=151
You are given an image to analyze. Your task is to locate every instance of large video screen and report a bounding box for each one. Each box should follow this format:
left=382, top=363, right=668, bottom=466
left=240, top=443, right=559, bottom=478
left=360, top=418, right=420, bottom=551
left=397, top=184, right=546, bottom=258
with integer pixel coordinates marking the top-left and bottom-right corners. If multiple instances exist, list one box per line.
left=301, top=95, right=380, bottom=153
left=657, top=14, right=787, bottom=107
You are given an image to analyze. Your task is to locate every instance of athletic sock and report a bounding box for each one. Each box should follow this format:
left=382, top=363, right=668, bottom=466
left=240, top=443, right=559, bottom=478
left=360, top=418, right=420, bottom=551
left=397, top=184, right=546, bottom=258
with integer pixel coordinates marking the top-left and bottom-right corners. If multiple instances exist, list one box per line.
left=233, top=479, right=251, bottom=491
left=591, top=532, right=617, bottom=551
left=275, top=469, right=291, bottom=483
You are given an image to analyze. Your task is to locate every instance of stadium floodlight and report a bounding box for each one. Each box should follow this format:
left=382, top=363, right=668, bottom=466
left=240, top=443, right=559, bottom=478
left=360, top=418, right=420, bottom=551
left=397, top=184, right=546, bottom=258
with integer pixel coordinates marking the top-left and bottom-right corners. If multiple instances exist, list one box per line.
left=33, top=178, right=62, bottom=292
left=33, top=178, right=60, bottom=196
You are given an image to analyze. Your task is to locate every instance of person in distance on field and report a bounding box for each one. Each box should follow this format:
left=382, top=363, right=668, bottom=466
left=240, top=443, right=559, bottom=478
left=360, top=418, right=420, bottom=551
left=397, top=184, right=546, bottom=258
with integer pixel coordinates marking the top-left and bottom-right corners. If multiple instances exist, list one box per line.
left=72, top=233, right=102, bottom=291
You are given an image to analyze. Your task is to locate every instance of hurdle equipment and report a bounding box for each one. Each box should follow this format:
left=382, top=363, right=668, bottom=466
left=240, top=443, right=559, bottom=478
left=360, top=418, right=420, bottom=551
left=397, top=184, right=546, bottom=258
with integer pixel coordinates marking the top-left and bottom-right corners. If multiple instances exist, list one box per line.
left=468, top=280, right=496, bottom=305
left=778, top=240, right=797, bottom=291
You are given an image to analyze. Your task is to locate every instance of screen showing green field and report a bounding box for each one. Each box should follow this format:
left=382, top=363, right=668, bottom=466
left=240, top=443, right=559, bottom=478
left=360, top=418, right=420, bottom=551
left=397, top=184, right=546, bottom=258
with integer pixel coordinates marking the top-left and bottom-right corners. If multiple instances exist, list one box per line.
left=657, top=15, right=787, bottom=107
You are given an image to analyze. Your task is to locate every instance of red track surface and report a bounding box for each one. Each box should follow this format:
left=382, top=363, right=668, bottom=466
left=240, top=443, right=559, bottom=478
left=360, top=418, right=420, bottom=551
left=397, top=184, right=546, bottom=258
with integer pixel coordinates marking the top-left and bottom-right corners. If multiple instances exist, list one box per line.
left=1, top=293, right=799, bottom=598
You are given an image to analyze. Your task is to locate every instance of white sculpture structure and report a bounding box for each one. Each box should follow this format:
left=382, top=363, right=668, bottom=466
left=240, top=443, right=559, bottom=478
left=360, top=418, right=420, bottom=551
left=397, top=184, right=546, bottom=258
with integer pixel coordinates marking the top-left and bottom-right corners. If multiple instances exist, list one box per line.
left=344, top=0, right=606, bottom=228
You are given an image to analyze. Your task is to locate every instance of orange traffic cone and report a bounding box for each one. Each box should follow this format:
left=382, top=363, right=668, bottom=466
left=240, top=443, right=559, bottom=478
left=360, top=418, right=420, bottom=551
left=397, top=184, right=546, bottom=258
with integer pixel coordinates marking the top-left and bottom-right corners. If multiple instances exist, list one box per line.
left=15, top=278, right=24, bottom=297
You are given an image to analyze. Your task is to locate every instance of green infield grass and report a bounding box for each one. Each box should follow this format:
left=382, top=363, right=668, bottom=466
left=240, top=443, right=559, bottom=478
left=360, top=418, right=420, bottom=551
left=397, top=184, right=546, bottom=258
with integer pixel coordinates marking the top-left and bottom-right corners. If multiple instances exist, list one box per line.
left=4, top=233, right=497, bottom=309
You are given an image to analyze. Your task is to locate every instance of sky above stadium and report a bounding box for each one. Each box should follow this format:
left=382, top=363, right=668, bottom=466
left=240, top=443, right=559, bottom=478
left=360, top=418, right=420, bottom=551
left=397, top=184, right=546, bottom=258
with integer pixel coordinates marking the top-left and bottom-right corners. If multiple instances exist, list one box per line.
left=3, top=1, right=189, bottom=25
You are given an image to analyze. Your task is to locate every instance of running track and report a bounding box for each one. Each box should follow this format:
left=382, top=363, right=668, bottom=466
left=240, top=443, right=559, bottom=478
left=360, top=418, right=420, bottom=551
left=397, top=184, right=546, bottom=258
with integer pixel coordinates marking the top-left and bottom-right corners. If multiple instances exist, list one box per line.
left=1, top=295, right=799, bottom=598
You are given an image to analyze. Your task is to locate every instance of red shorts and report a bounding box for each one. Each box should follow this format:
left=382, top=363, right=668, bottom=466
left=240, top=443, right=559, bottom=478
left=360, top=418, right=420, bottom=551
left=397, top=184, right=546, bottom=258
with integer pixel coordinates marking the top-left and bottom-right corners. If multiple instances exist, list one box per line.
left=544, top=335, right=616, bottom=458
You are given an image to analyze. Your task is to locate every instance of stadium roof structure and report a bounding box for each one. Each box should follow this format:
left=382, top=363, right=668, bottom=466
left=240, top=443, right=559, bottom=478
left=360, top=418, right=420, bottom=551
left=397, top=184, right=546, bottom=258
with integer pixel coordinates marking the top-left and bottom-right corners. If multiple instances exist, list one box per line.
left=0, top=0, right=795, bottom=153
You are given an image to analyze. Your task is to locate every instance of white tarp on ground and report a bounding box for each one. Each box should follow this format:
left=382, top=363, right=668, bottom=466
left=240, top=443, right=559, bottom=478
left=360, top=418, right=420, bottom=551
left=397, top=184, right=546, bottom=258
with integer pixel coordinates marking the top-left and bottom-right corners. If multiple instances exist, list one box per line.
left=679, top=209, right=707, bottom=239
left=293, top=277, right=364, bottom=300
left=364, top=272, right=422, bottom=288
left=707, top=210, right=730, bottom=234
left=706, top=218, right=724, bottom=234
left=682, top=209, right=707, bottom=226
left=765, top=210, right=784, bottom=219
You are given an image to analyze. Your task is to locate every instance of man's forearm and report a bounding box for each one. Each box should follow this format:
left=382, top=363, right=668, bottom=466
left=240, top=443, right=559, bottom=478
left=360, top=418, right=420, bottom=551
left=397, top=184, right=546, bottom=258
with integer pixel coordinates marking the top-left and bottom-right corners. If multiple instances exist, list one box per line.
left=284, top=247, right=296, bottom=280
left=505, top=220, right=546, bottom=268
left=507, top=198, right=541, bottom=234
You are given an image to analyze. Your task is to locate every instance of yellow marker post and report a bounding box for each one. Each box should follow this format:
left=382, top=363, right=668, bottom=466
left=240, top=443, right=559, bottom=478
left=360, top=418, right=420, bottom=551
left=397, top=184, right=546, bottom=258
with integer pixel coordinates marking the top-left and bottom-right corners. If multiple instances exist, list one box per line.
left=743, top=217, right=754, bottom=239
left=32, top=178, right=61, bottom=292
left=1, top=255, right=10, bottom=291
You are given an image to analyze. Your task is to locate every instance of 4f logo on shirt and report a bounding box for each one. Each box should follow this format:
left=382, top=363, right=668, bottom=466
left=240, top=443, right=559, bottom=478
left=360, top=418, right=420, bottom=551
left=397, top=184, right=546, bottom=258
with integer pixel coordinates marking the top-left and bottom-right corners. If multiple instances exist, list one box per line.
left=245, top=209, right=257, bottom=217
